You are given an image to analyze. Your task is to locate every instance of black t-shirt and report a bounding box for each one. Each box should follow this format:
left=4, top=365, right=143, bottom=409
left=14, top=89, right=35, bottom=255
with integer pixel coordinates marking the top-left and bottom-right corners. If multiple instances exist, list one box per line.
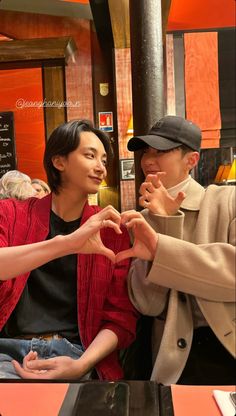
left=1, top=210, right=81, bottom=344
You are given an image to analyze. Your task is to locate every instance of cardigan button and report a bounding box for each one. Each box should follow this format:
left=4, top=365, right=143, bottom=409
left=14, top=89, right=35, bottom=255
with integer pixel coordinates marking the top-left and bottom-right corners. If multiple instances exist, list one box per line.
left=177, top=338, right=187, bottom=349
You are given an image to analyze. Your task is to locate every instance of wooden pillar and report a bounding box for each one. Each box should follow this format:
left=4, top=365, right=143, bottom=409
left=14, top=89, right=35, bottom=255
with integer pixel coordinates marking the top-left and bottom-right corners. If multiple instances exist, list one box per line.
left=42, top=65, right=67, bottom=139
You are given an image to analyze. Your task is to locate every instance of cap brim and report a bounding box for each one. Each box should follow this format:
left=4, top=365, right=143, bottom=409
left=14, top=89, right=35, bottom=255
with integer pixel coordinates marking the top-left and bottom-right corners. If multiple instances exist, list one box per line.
left=127, top=135, right=182, bottom=151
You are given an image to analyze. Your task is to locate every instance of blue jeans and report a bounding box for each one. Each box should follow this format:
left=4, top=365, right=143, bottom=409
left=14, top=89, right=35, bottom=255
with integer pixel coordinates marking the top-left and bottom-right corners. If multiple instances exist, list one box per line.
left=0, top=338, right=90, bottom=379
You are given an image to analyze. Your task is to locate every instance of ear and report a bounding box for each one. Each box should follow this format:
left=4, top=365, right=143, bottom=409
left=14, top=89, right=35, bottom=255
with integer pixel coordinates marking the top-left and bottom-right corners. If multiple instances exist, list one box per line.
left=185, top=152, right=200, bottom=171
left=52, top=155, right=66, bottom=171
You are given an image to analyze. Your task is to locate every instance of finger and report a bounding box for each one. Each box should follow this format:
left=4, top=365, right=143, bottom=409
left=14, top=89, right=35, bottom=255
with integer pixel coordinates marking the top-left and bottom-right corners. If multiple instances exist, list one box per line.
left=139, top=196, right=149, bottom=209
left=146, top=182, right=155, bottom=193
left=24, top=350, right=36, bottom=361
left=28, top=350, right=38, bottom=360
left=145, top=172, right=166, bottom=187
left=124, top=217, right=145, bottom=229
left=100, top=219, right=122, bottom=234
left=116, top=248, right=135, bottom=263
left=23, top=350, right=38, bottom=369
left=25, top=358, right=56, bottom=371
left=121, top=209, right=137, bottom=217
left=101, top=205, right=120, bottom=215
left=88, top=206, right=121, bottom=228
left=175, top=191, right=186, bottom=205
left=99, top=205, right=121, bottom=224
left=12, top=360, right=42, bottom=378
left=12, top=360, right=29, bottom=377
left=13, top=360, right=50, bottom=379
left=139, top=181, right=155, bottom=195
left=120, top=210, right=142, bottom=224
left=147, top=172, right=166, bottom=180
left=139, top=189, right=151, bottom=201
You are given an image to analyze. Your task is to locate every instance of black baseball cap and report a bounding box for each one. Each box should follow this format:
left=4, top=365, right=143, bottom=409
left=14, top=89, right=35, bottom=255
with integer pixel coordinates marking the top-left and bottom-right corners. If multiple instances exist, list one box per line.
left=127, top=115, right=201, bottom=152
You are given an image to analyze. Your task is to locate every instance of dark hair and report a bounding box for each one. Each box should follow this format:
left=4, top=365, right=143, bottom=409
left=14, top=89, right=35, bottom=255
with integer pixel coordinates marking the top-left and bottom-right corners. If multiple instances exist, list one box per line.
left=179, top=144, right=196, bottom=156
left=44, top=119, right=112, bottom=194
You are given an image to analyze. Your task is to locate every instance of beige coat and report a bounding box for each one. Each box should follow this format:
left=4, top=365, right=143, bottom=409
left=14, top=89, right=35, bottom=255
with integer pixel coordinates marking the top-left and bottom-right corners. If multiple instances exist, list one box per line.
left=128, top=178, right=236, bottom=385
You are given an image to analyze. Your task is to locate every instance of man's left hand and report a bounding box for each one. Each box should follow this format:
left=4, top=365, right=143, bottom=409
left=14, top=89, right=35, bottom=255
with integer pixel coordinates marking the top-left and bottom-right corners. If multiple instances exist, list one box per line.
left=139, top=173, right=185, bottom=215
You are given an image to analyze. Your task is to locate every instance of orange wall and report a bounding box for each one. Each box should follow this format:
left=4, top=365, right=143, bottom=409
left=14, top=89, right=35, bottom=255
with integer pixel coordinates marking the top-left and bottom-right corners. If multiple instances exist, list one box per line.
left=0, top=10, right=93, bottom=180
left=0, top=10, right=93, bottom=122
left=0, top=68, right=46, bottom=181
left=168, top=0, right=235, bottom=31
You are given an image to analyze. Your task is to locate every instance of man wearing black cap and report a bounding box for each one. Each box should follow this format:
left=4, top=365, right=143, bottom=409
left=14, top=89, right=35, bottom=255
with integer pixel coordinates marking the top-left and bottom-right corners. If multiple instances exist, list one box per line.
left=117, top=115, right=235, bottom=385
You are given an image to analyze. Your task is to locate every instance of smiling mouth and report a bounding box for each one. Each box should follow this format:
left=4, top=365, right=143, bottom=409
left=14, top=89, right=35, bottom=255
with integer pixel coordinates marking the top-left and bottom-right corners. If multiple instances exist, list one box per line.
left=89, top=176, right=102, bottom=184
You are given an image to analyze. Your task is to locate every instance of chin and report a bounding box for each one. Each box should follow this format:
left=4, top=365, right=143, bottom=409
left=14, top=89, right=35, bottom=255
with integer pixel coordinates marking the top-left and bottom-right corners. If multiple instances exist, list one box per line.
left=88, top=187, right=99, bottom=195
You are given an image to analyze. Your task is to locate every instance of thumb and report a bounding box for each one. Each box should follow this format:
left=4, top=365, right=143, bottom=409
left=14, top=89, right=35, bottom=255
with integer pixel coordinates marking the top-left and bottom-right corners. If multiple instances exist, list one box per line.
left=115, top=247, right=134, bottom=263
left=99, top=246, right=116, bottom=263
left=23, top=350, right=38, bottom=368
left=12, top=359, right=23, bottom=373
left=26, top=359, right=53, bottom=370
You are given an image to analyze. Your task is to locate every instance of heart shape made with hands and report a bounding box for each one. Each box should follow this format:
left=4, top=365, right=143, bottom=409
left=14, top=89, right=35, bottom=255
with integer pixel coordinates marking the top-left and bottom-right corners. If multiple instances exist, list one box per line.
left=85, top=206, right=157, bottom=263
left=98, top=228, right=133, bottom=263
left=99, top=229, right=155, bottom=264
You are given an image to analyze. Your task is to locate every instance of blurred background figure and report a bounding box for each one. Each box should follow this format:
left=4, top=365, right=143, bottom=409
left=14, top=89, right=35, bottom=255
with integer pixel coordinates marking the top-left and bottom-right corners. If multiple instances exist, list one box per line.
left=31, top=178, right=51, bottom=199
left=0, top=170, right=36, bottom=200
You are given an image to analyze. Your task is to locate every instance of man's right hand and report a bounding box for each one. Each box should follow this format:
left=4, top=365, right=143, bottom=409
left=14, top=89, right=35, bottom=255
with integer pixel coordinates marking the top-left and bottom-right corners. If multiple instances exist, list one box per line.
left=0, top=206, right=122, bottom=281
left=65, top=205, right=122, bottom=262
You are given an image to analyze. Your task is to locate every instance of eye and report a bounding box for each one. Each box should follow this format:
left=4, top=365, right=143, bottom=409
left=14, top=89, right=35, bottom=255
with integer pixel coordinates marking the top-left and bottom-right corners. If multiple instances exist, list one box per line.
left=102, top=159, right=107, bottom=167
left=85, top=152, right=94, bottom=159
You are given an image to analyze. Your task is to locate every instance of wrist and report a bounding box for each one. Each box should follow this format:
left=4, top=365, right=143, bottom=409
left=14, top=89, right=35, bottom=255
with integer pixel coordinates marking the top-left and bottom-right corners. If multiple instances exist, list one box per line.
left=52, top=235, right=70, bottom=255
left=150, top=234, right=158, bottom=259
left=166, top=209, right=179, bottom=216
left=58, top=234, right=78, bottom=255
left=149, top=206, right=168, bottom=216
left=74, top=355, right=93, bottom=378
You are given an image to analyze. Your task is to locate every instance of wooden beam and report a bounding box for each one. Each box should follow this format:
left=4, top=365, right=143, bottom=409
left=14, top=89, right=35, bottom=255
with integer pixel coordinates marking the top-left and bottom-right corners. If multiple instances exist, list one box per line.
left=0, top=37, right=77, bottom=64
left=43, top=66, right=67, bottom=139
left=108, top=0, right=171, bottom=49
left=108, top=0, right=130, bottom=48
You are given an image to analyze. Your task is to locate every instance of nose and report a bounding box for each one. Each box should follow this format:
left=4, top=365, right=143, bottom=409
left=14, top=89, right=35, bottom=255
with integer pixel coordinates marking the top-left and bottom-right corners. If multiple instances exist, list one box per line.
left=95, top=159, right=106, bottom=173
left=142, top=153, right=156, bottom=166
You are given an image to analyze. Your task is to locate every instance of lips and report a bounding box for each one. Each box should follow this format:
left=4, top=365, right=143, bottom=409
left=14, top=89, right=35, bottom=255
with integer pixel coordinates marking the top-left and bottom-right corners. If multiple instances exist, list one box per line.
left=89, top=176, right=102, bottom=184
left=145, top=171, right=160, bottom=175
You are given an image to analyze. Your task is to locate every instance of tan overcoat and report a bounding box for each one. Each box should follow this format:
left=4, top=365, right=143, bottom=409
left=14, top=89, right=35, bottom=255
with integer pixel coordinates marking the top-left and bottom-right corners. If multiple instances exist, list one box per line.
left=128, top=178, right=236, bottom=385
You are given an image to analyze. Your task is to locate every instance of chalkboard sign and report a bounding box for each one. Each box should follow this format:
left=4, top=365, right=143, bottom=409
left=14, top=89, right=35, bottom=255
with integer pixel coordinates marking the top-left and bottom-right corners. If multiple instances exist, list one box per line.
left=0, top=111, right=17, bottom=178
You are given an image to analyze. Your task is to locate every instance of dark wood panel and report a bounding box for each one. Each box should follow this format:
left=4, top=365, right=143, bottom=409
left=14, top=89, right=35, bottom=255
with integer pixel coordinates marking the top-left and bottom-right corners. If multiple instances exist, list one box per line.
left=91, top=22, right=120, bottom=210
left=218, top=29, right=236, bottom=146
left=42, top=66, right=67, bottom=139
left=0, top=37, right=77, bottom=64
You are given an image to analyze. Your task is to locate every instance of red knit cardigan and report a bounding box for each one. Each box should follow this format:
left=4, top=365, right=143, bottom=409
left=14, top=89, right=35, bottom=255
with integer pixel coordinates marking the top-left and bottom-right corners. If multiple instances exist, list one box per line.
left=0, top=195, right=138, bottom=380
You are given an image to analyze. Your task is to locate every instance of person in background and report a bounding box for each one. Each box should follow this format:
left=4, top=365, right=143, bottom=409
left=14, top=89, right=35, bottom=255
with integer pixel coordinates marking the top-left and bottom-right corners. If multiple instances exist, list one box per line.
left=0, top=170, right=36, bottom=200
left=31, top=178, right=51, bottom=199
left=117, top=115, right=235, bottom=385
left=0, top=119, right=138, bottom=380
